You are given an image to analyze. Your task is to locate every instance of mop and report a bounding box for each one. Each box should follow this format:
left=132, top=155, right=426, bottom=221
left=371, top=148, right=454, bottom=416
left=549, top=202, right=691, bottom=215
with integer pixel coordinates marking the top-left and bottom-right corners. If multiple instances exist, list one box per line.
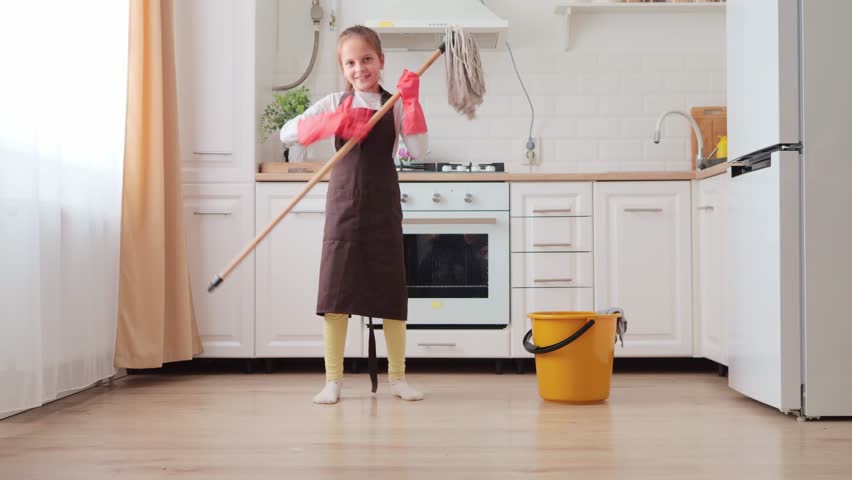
left=444, top=26, right=486, bottom=120
left=207, top=26, right=486, bottom=392
left=208, top=26, right=486, bottom=294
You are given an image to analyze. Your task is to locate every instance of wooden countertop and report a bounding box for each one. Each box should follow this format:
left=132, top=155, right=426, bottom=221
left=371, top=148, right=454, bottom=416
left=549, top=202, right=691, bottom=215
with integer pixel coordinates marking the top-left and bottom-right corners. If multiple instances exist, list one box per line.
left=255, top=161, right=729, bottom=182
left=694, top=161, right=729, bottom=180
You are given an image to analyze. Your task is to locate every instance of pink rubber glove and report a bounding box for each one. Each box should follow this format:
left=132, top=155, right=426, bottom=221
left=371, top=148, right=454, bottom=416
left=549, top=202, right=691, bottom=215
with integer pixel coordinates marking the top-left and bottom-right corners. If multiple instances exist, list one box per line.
left=397, top=69, right=427, bottom=135
left=336, top=105, right=372, bottom=142
left=297, top=96, right=372, bottom=146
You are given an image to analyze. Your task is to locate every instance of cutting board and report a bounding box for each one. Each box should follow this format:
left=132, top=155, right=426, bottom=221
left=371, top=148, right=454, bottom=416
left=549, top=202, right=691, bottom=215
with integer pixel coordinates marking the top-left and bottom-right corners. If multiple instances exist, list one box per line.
left=259, top=162, right=322, bottom=174
left=690, top=106, right=727, bottom=170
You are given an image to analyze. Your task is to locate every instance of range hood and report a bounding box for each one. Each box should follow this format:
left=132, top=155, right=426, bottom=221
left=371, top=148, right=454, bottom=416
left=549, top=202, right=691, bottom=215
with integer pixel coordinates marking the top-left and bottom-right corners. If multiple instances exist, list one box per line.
left=362, top=0, right=508, bottom=51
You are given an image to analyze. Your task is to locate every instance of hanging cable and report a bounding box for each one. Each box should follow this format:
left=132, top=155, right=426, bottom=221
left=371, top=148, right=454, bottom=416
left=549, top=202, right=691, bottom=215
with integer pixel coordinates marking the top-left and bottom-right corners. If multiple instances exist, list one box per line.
left=479, top=1, right=536, bottom=152
left=505, top=40, right=535, bottom=146
left=273, top=0, right=324, bottom=91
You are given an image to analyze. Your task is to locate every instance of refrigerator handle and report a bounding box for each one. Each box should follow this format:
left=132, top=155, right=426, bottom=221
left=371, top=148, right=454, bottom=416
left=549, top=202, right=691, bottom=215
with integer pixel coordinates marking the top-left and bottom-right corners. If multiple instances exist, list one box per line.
left=729, top=143, right=802, bottom=178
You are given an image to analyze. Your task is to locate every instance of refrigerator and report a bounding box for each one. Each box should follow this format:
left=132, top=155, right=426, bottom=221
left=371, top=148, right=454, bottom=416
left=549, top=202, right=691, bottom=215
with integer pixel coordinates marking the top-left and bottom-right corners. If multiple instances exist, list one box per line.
left=725, top=0, right=852, bottom=418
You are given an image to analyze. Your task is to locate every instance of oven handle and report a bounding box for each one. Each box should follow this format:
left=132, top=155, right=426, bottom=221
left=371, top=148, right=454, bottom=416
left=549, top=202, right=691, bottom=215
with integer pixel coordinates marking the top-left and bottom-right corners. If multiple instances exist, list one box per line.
left=402, top=218, right=498, bottom=225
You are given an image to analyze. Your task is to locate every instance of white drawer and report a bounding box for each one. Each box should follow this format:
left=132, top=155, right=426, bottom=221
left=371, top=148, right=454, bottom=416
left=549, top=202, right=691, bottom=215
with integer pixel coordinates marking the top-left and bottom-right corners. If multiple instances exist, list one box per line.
left=511, top=252, right=593, bottom=288
left=511, top=217, right=592, bottom=252
left=365, top=327, right=510, bottom=358
left=510, top=182, right=593, bottom=217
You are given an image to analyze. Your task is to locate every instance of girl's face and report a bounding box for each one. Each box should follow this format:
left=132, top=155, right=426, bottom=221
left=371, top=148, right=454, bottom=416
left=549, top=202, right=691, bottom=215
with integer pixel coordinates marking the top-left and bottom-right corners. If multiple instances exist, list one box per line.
left=339, top=36, right=384, bottom=93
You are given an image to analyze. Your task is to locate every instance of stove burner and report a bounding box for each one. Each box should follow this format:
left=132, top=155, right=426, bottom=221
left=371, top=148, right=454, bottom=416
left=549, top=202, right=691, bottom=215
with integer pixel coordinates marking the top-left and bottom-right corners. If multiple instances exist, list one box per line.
left=396, top=162, right=505, bottom=173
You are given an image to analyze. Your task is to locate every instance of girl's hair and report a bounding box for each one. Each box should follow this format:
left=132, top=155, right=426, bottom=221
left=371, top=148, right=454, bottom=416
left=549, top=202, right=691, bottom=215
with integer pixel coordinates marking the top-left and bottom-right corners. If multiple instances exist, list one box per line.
left=337, top=25, right=383, bottom=93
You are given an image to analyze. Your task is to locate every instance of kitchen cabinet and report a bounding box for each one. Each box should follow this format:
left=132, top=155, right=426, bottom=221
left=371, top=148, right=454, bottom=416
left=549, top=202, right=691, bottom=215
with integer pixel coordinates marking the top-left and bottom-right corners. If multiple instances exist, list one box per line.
left=190, top=176, right=726, bottom=361
left=174, top=0, right=256, bottom=183
left=183, top=183, right=255, bottom=357
left=510, top=182, right=595, bottom=358
left=255, top=183, right=362, bottom=358
left=594, top=181, right=693, bottom=357
left=176, top=0, right=258, bottom=358
left=693, top=173, right=730, bottom=366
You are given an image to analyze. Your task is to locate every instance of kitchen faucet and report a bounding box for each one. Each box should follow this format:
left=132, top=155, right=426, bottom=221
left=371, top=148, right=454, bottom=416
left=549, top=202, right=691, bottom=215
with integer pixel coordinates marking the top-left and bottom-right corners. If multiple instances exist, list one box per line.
left=653, top=110, right=708, bottom=169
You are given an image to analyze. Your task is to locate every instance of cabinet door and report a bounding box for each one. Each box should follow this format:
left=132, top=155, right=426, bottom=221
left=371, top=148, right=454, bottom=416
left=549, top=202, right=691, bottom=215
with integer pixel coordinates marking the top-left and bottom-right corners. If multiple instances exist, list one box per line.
left=183, top=183, right=255, bottom=357
left=510, top=288, right=595, bottom=358
left=255, top=183, right=361, bottom=358
left=174, top=0, right=255, bottom=183
left=693, top=174, right=729, bottom=365
left=594, top=182, right=692, bottom=357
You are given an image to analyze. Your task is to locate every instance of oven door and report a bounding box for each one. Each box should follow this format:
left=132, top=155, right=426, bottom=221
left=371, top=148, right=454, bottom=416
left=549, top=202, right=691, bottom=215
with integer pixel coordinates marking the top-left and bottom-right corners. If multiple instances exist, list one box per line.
left=400, top=210, right=509, bottom=326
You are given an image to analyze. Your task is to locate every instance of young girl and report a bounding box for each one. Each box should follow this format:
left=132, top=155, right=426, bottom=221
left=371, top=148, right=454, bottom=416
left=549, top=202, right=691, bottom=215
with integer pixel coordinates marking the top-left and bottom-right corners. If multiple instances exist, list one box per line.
left=279, top=25, right=428, bottom=404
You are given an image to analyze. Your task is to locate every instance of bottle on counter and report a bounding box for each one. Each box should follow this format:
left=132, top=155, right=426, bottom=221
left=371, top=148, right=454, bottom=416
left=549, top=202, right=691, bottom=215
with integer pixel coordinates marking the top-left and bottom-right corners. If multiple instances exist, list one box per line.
left=715, top=135, right=727, bottom=159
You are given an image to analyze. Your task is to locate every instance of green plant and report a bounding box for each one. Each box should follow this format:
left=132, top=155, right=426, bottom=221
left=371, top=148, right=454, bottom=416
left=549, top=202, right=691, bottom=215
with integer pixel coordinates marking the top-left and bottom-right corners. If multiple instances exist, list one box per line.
left=260, top=86, right=311, bottom=141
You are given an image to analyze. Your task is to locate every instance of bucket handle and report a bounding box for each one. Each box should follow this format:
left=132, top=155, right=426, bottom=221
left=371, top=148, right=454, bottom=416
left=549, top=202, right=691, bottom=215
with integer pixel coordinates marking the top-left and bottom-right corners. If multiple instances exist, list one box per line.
left=522, top=319, right=595, bottom=354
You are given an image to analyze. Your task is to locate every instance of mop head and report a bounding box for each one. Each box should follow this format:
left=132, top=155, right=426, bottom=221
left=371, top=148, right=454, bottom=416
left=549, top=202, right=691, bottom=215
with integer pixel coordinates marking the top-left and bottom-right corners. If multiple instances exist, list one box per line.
left=444, top=25, right=486, bottom=119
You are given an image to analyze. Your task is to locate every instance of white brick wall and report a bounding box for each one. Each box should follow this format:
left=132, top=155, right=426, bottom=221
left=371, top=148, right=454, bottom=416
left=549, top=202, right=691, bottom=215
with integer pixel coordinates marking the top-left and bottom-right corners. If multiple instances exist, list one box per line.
left=263, top=0, right=726, bottom=173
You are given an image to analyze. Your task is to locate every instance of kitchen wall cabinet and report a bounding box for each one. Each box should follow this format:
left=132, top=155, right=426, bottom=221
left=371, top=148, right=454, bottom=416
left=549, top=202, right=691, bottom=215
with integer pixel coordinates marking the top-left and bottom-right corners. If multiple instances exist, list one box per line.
left=693, top=173, right=730, bottom=366
left=174, top=0, right=256, bottom=183
left=510, top=182, right=595, bottom=358
left=255, top=183, right=362, bottom=358
left=594, top=181, right=693, bottom=357
left=183, top=183, right=255, bottom=357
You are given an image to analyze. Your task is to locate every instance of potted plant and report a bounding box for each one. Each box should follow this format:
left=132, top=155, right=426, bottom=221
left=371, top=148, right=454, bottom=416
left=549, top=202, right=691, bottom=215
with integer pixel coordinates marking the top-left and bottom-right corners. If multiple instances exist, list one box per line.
left=260, top=86, right=311, bottom=161
left=397, top=145, right=414, bottom=166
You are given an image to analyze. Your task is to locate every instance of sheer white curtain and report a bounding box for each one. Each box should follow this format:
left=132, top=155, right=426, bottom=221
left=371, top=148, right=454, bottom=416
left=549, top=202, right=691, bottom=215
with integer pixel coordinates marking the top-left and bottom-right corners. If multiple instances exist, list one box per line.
left=0, top=1, right=129, bottom=418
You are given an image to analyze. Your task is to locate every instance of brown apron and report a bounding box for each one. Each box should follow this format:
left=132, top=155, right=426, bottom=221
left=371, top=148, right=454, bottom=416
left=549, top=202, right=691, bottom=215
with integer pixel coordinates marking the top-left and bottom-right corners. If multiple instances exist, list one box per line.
left=315, top=88, right=408, bottom=391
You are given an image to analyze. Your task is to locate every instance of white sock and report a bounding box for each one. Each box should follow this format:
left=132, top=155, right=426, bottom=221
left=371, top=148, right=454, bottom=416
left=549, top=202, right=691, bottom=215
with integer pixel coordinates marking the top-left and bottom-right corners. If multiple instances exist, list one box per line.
left=390, top=378, right=424, bottom=401
left=313, top=379, right=342, bottom=404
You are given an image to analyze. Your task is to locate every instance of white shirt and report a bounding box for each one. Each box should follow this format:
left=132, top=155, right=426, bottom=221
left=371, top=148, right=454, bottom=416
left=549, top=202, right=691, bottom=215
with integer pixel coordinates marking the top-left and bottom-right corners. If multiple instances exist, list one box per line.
left=279, top=90, right=429, bottom=161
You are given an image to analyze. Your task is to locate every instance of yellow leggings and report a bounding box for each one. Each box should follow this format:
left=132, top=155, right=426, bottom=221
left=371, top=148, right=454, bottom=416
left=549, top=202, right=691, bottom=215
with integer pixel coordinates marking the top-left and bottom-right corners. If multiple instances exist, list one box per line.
left=323, top=313, right=406, bottom=382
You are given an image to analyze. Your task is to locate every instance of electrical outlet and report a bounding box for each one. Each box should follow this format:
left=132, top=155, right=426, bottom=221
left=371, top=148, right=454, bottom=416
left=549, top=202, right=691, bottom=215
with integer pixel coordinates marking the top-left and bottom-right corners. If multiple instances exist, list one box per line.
left=521, top=136, right=540, bottom=165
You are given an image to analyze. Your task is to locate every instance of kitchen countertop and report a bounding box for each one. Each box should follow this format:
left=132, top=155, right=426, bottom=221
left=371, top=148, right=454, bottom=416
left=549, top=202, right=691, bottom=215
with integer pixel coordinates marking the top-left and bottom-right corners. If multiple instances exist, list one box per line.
left=255, top=161, right=729, bottom=182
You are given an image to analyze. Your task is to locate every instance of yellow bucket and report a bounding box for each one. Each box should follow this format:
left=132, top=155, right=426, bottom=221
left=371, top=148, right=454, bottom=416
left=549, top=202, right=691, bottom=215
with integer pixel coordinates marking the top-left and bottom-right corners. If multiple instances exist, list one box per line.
left=524, top=311, right=621, bottom=404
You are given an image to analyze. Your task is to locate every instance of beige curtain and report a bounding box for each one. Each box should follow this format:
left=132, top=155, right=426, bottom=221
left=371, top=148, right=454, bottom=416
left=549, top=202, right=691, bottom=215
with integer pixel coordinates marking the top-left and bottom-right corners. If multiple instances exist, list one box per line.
left=115, top=0, right=202, bottom=368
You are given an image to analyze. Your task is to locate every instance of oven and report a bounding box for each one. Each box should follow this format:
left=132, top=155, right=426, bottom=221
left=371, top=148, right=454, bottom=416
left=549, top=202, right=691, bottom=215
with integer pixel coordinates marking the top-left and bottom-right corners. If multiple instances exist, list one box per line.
left=396, top=182, right=509, bottom=327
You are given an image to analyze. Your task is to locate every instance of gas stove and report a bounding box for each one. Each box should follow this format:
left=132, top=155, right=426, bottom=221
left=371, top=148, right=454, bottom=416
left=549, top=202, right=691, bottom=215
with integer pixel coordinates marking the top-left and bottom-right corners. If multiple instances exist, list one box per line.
left=396, top=162, right=505, bottom=173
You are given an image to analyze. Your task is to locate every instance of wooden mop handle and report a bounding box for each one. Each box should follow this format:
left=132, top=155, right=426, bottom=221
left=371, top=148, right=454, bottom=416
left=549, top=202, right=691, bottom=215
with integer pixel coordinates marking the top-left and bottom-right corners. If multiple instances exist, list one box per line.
left=208, top=46, right=445, bottom=293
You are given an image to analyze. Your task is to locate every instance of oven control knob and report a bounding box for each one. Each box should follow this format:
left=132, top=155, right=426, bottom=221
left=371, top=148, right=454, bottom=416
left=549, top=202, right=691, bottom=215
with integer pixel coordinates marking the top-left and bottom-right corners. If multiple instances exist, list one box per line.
left=400, top=193, right=408, bottom=203
left=464, top=193, right=473, bottom=203
left=432, top=193, right=441, bottom=203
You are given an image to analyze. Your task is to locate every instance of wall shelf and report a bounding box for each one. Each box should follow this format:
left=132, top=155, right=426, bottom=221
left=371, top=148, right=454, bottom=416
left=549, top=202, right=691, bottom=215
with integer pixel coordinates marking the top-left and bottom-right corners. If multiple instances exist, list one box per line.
left=554, top=2, right=726, bottom=50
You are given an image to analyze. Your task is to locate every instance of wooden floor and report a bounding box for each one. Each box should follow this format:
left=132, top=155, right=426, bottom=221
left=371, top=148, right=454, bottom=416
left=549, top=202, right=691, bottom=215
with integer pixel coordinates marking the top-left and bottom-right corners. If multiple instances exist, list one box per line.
left=2, top=369, right=851, bottom=480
